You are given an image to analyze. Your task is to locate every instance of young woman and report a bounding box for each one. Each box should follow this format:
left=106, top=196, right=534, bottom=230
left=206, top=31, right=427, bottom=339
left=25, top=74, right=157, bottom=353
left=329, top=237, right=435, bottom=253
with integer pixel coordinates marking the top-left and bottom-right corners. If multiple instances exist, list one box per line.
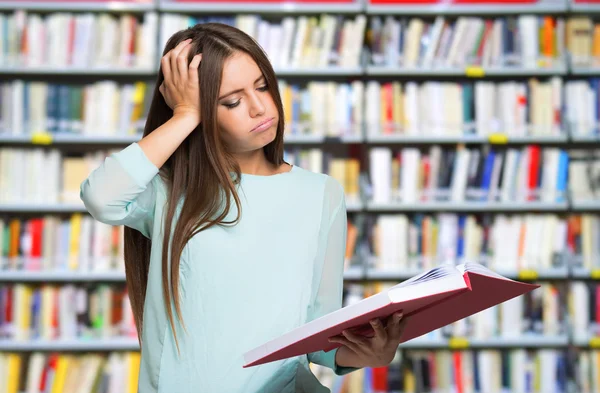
left=80, top=23, right=406, bottom=393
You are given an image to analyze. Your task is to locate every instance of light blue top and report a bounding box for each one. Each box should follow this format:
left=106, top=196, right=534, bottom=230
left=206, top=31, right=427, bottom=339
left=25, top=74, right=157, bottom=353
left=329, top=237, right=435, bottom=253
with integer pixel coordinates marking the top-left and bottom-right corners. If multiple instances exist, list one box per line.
left=80, top=142, right=357, bottom=393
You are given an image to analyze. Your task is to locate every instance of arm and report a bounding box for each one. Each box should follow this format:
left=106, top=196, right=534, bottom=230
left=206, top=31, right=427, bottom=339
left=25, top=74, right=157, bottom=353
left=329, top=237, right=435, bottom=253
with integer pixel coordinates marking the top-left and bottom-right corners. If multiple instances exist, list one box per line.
left=80, top=38, right=202, bottom=235
left=306, top=177, right=360, bottom=375
left=80, top=114, right=197, bottom=237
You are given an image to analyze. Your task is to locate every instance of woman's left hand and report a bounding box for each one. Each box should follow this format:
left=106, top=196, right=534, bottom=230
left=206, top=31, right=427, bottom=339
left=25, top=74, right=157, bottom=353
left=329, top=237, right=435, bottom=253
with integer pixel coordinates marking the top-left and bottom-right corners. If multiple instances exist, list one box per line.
left=328, top=311, right=407, bottom=368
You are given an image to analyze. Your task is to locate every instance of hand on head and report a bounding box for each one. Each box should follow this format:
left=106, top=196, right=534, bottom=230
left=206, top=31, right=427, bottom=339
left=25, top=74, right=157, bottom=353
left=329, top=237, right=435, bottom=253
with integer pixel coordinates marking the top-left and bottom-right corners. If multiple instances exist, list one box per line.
left=159, top=38, right=202, bottom=125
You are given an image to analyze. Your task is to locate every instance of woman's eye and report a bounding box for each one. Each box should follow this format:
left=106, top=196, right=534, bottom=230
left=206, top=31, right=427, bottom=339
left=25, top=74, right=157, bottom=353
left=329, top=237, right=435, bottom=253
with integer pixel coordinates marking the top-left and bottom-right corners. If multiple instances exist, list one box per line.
left=257, top=85, right=268, bottom=92
left=224, top=100, right=240, bottom=109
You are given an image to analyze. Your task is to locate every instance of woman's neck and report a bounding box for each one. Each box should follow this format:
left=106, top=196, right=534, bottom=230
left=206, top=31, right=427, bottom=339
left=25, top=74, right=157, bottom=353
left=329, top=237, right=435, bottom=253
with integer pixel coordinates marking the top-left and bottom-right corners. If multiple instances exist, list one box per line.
left=233, top=149, right=288, bottom=176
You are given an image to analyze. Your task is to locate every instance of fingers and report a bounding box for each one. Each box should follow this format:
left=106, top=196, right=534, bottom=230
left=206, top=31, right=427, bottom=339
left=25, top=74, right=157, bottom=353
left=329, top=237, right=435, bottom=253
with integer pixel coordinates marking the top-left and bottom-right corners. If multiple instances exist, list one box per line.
left=176, top=41, right=193, bottom=81
left=188, top=53, right=202, bottom=84
left=389, top=312, right=406, bottom=341
left=341, top=329, right=368, bottom=346
left=162, top=38, right=190, bottom=82
left=328, top=334, right=360, bottom=354
left=370, top=318, right=388, bottom=343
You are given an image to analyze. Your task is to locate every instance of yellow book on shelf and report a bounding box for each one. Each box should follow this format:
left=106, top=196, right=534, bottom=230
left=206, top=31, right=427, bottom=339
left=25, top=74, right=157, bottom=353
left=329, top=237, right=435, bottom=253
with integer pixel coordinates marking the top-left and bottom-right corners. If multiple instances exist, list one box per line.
left=7, top=353, right=22, bottom=393
left=8, top=219, right=19, bottom=262
left=404, top=365, right=416, bottom=393
left=127, top=352, right=141, bottom=393
left=69, top=213, right=82, bottom=270
left=51, top=355, right=71, bottom=393
left=21, top=286, right=33, bottom=338
left=282, top=84, right=292, bottom=129
left=130, top=82, right=147, bottom=133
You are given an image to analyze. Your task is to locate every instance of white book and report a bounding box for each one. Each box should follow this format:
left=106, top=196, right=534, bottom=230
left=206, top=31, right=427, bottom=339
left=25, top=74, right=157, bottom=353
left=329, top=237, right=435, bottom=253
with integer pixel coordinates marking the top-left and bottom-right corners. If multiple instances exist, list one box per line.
left=404, top=82, right=419, bottom=135
left=268, top=25, right=282, bottom=68
left=279, top=17, right=296, bottom=69
left=400, top=148, right=420, bottom=203
left=138, top=12, right=158, bottom=69
left=422, top=16, right=445, bottom=68
left=351, top=81, right=364, bottom=136
left=450, top=147, right=470, bottom=202
left=369, top=148, right=391, bottom=204
left=118, top=15, right=133, bottom=67
left=26, top=353, right=46, bottom=393
left=365, top=81, right=380, bottom=135
left=290, top=16, right=308, bottom=68
left=26, top=14, right=43, bottom=67
left=445, top=17, right=468, bottom=66
left=518, top=16, right=538, bottom=68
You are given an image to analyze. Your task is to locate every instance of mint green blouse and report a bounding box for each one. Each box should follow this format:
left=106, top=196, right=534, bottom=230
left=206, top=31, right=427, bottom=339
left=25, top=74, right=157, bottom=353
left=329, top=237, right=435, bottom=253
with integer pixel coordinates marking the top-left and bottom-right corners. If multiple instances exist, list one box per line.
left=80, top=142, right=357, bottom=393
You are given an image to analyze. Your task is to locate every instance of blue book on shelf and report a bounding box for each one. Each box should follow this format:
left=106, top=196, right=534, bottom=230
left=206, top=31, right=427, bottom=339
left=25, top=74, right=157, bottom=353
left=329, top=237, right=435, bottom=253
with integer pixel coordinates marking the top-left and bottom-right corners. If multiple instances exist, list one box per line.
left=480, top=150, right=496, bottom=201
left=462, top=84, right=473, bottom=131
left=556, top=150, right=569, bottom=202
left=456, top=215, right=466, bottom=259
left=46, top=84, right=58, bottom=134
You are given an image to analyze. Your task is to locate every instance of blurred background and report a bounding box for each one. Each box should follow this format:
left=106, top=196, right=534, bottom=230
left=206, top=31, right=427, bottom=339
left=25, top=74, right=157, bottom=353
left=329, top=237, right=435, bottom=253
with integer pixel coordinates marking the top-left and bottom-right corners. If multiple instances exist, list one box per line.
left=0, top=0, right=599, bottom=392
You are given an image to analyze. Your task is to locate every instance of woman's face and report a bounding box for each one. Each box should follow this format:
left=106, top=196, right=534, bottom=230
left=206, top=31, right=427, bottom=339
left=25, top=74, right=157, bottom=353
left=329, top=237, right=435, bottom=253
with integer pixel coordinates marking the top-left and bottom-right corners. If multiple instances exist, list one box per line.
left=217, top=52, right=278, bottom=154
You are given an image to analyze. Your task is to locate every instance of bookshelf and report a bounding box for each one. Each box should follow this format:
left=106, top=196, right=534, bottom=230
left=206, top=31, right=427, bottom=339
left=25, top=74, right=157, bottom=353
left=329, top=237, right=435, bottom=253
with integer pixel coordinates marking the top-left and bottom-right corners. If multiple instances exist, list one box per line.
left=1, top=0, right=600, bottom=391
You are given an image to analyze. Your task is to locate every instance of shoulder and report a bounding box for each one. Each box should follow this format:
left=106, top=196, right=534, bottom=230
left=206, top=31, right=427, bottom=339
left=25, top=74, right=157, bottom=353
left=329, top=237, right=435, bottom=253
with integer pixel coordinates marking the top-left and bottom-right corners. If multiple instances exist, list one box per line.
left=292, top=165, right=345, bottom=209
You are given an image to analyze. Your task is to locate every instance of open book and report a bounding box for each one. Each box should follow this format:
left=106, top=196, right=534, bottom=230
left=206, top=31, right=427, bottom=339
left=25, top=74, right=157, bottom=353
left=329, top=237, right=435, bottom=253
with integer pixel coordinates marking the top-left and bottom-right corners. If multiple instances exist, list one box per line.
left=243, top=262, right=539, bottom=368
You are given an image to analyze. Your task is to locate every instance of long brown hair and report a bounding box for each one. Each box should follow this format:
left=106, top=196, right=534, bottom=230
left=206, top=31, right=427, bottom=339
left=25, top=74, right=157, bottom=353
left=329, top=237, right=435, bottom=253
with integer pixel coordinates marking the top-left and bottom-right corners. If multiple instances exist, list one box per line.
left=123, top=23, right=286, bottom=355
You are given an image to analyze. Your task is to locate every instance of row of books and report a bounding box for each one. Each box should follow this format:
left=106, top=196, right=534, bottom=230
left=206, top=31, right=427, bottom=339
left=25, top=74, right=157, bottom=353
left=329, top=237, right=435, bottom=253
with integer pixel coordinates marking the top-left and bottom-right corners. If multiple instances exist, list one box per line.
left=365, top=213, right=594, bottom=272
left=311, top=349, right=577, bottom=393
left=2, top=78, right=600, bottom=138
left=1, top=145, right=591, bottom=205
left=1, top=213, right=599, bottom=276
left=0, top=11, right=158, bottom=69
left=4, top=10, right=600, bottom=72
left=369, top=15, right=564, bottom=69
left=346, top=282, right=566, bottom=340
left=369, top=146, right=569, bottom=204
left=0, top=284, right=137, bottom=342
left=0, top=280, right=595, bottom=346
left=0, top=81, right=153, bottom=137
left=0, top=214, right=125, bottom=273
left=365, top=78, right=564, bottom=138
left=161, top=14, right=366, bottom=69
left=0, top=351, right=140, bottom=393
left=0, top=147, right=112, bottom=204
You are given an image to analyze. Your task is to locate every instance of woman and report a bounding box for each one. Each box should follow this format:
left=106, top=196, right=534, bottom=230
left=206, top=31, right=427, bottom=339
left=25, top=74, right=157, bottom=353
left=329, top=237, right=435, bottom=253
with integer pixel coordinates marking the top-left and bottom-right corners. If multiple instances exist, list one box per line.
left=80, top=23, right=406, bottom=393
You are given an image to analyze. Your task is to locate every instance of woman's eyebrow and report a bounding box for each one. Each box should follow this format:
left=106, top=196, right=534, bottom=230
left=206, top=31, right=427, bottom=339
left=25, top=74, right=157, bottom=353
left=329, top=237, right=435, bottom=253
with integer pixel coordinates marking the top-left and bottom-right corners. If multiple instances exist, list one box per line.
left=218, top=75, right=265, bottom=100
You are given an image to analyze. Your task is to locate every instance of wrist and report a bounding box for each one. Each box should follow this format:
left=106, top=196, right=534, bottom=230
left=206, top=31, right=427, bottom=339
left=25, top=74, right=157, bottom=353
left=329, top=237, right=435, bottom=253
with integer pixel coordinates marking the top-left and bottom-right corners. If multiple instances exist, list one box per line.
left=172, top=109, right=200, bottom=126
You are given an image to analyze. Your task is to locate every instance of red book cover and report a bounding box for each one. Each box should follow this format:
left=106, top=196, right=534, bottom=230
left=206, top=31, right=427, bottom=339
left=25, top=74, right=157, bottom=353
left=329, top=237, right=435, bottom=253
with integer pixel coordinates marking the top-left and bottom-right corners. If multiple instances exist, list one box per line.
left=453, top=352, right=464, bottom=393
left=31, top=219, right=43, bottom=264
left=372, top=366, right=389, bottom=391
left=527, top=145, right=541, bottom=201
left=595, top=285, right=600, bottom=325
left=243, top=265, right=538, bottom=367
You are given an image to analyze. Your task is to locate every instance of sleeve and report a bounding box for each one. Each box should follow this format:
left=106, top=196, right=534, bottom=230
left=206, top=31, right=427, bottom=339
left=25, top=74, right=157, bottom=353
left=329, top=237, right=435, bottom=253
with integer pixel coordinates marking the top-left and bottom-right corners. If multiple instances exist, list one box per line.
left=80, top=142, right=161, bottom=239
left=306, top=177, right=360, bottom=375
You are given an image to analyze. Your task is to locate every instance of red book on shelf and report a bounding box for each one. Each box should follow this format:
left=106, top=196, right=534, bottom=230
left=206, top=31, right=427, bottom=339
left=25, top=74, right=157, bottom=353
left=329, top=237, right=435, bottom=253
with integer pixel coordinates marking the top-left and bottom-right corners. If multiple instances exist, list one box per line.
left=243, top=263, right=538, bottom=368
left=527, top=145, right=541, bottom=201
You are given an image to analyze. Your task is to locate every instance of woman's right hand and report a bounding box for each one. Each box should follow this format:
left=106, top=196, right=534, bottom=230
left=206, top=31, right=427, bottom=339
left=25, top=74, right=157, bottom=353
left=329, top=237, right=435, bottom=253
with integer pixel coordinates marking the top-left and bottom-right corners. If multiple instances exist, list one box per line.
left=159, top=38, right=202, bottom=125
